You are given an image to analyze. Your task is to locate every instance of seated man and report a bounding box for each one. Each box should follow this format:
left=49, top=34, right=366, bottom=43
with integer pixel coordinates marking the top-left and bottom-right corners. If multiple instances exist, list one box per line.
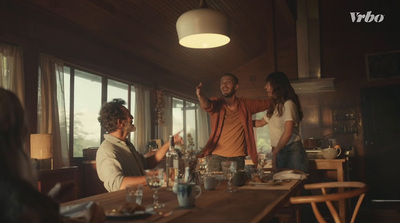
left=96, top=99, right=182, bottom=192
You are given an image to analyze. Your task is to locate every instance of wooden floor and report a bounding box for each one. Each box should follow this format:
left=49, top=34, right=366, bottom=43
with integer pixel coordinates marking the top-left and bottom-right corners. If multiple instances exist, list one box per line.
left=287, top=201, right=400, bottom=223
left=356, top=201, right=400, bottom=223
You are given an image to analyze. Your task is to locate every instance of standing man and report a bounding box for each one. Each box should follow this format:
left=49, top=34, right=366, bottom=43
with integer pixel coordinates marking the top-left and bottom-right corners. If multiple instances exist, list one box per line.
left=96, top=99, right=182, bottom=192
left=196, top=73, right=270, bottom=171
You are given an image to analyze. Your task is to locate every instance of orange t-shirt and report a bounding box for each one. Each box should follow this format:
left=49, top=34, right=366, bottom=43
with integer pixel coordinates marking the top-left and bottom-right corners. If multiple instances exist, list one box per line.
left=212, top=108, right=246, bottom=157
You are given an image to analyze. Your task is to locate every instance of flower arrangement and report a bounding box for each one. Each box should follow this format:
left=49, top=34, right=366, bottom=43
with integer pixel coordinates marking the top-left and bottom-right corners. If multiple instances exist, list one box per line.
left=179, top=133, right=195, bottom=155
left=186, top=133, right=195, bottom=151
left=155, top=90, right=165, bottom=126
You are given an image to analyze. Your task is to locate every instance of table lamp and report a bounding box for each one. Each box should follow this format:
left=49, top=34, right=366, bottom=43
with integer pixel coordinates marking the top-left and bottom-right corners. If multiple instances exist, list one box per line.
left=30, top=134, right=53, bottom=170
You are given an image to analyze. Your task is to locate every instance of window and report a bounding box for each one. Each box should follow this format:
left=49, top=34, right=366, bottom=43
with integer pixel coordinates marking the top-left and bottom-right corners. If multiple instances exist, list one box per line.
left=73, top=70, right=102, bottom=157
left=63, top=66, right=136, bottom=157
left=0, top=55, right=9, bottom=87
left=253, top=112, right=271, bottom=153
left=172, top=97, right=199, bottom=151
left=107, top=79, right=128, bottom=102
left=0, top=43, right=24, bottom=100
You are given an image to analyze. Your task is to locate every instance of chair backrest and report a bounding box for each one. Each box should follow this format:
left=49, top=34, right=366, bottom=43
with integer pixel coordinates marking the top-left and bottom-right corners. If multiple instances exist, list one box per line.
left=290, top=181, right=368, bottom=223
left=150, top=139, right=162, bottom=149
left=46, top=180, right=77, bottom=203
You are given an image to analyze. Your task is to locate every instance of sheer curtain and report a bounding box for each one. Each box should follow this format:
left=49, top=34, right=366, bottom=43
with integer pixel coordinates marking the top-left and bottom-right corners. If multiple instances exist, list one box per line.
left=38, top=54, right=70, bottom=168
left=157, top=93, right=172, bottom=144
left=133, top=84, right=151, bottom=153
left=0, top=43, right=24, bottom=105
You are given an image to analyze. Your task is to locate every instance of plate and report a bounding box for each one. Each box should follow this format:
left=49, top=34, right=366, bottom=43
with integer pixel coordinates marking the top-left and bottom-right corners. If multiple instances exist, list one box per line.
left=248, top=180, right=284, bottom=187
left=105, top=209, right=153, bottom=219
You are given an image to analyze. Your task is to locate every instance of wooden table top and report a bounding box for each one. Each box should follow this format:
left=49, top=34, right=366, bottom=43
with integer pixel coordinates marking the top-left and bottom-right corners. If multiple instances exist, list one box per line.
left=62, top=180, right=304, bottom=223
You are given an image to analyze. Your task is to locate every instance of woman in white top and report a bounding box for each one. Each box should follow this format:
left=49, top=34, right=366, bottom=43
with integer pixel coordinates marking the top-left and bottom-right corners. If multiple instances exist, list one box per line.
left=254, top=72, right=309, bottom=172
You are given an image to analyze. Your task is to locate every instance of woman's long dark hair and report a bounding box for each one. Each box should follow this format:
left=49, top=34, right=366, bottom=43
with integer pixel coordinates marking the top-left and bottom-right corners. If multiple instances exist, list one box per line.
left=265, top=72, right=303, bottom=121
left=0, top=88, right=36, bottom=186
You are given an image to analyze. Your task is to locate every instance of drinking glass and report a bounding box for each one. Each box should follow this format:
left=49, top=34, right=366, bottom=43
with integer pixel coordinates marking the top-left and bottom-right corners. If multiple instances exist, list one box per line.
left=145, top=168, right=165, bottom=209
left=196, top=157, right=208, bottom=183
left=221, top=161, right=237, bottom=192
left=126, top=184, right=143, bottom=205
left=257, top=153, right=268, bottom=179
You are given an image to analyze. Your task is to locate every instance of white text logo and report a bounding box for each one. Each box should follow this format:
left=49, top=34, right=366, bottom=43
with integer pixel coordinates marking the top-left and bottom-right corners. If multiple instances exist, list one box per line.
left=350, top=11, right=385, bottom=23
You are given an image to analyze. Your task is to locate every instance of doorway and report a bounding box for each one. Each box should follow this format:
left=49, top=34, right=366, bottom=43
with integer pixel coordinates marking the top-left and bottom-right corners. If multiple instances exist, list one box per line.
left=361, top=84, right=400, bottom=201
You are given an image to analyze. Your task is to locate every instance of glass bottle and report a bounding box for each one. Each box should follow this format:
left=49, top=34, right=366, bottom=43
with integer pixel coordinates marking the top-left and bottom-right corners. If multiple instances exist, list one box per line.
left=166, top=135, right=179, bottom=191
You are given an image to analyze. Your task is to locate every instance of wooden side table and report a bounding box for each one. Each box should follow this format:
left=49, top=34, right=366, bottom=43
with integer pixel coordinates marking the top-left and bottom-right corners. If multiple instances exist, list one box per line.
left=38, top=166, right=78, bottom=202
left=308, top=159, right=346, bottom=222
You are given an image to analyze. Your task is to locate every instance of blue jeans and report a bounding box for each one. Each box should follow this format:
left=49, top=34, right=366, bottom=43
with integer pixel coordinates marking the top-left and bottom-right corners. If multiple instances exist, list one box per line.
left=207, top=155, right=245, bottom=172
left=276, top=140, right=309, bottom=172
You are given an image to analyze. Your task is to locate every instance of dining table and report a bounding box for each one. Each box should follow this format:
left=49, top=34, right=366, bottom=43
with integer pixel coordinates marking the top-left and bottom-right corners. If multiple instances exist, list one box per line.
left=61, top=179, right=305, bottom=223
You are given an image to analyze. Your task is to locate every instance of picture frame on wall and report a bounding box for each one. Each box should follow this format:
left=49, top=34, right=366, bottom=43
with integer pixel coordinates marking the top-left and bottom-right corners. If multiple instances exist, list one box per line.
left=366, top=50, right=400, bottom=80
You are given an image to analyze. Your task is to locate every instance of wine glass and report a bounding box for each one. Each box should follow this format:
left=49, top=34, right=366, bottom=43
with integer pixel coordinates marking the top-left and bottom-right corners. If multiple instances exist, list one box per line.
left=221, top=161, right=237, bottom=192
left=145, top=168, right=165, bottom=209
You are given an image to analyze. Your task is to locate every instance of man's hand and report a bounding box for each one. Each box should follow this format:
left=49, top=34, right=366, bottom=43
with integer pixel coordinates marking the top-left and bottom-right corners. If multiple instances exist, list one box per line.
left=173, top=131, right=184, bottom=145
left=196, top=82, right=210, bottom=109
left=196, top=82, right=202, bottom=97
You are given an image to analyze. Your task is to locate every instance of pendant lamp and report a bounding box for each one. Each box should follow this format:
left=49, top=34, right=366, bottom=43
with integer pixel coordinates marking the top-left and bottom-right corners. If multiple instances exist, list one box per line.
left=176, top=0, right=230, bottom=49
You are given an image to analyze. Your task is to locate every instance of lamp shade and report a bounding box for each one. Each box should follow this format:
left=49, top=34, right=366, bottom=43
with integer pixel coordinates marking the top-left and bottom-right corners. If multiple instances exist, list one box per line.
left=176, top=8, right=230, bottom=49
left=30, top=134, right=53, bottom=159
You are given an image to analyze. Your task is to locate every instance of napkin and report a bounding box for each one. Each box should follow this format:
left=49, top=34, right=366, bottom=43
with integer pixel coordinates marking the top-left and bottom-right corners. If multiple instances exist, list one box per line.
left=272, top=170, right=307, bottom=180
left=60, top=201, right=106, bottom=223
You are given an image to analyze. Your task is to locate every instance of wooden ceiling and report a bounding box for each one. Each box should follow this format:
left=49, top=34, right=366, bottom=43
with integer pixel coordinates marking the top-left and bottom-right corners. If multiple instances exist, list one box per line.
left=16, top=0, right=295, bottom=88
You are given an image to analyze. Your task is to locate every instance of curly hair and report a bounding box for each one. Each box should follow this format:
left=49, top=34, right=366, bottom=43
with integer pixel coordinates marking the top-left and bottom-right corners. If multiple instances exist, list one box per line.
left=98, top=99, right=127, bottom=133
left=265, top=72, right=303, bottom=121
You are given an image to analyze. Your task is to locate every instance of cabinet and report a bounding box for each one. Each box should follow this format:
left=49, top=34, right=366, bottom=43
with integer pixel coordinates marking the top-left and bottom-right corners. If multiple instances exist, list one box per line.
left=332, top=107, right=358, bottom=134
left=38, top=166, right=78, bottom=202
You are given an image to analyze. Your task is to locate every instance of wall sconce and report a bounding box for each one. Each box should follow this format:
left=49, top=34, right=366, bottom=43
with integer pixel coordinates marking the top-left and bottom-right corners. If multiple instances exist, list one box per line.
left=176, top=0, right=230, bottom=49
left=30, top=134, right=53, bottom=170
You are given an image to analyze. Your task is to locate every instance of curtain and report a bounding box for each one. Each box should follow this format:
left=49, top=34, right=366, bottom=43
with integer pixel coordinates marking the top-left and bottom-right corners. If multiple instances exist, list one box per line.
left=157, top=93, right=172, bottom=144
left=197, top=107, right=210, bottom=150
left=38, top=54, right=70, bottom=168
left=133, top=84, right=151, bottom=154
left=0, top=43, right=25, bottom=105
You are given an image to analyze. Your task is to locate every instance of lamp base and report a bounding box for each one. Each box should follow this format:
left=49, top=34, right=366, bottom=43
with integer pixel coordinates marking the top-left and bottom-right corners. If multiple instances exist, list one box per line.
left=31, top=158, right=39, bottom=170
left=31, top=158, right=53, bottom=170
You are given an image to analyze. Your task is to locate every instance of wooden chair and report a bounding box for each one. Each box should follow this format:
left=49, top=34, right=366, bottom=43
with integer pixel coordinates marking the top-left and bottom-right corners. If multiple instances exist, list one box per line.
left=290, top=181, right=368, bottom=223
left=46, top=180, right=78, bottom=203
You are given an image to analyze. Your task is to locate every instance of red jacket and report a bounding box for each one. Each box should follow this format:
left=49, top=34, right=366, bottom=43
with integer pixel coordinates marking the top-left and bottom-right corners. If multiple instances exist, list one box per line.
left=201, top=97, right=270, bottom=166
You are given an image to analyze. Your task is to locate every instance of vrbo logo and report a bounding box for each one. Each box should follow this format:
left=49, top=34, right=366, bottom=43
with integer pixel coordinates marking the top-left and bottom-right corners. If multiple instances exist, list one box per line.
left=350, top=11, right=385, bottom=23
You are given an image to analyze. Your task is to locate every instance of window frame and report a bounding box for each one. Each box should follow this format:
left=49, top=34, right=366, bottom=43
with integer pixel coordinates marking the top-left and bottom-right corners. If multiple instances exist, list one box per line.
left=63, top=64, right=136, bottom=159
left=171, top=96, right=199, bottom=152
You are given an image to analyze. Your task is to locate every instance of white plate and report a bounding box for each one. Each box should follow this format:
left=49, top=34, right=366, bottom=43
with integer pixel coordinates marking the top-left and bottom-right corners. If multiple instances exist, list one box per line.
left=248, top=180, right=284, bottom=187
